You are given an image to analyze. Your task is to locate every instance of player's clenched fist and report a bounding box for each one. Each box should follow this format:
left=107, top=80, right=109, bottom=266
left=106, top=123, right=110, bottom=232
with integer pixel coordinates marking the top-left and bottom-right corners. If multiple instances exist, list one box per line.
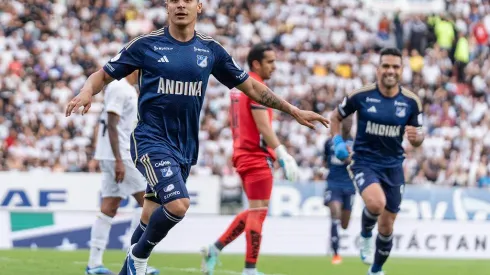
left=405, top=126, right=421, bottom=143
left=275, top=145, right=299, bottom=182
left=291, top=108, right=330, bottom=130
left=65, top=90, right=93, bottom=117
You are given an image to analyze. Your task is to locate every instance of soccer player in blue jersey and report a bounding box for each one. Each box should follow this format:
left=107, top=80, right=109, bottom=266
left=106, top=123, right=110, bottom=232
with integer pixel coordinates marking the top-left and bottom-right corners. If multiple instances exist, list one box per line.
left=323, top=118, right=355, bottom=265
left=65, top=1, right=329, bottom=274
left=329, top=48, right=424, bottom=275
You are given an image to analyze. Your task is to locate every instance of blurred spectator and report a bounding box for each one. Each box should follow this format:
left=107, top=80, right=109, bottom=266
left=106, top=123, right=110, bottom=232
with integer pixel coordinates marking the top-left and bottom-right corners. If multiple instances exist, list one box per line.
left=0, top=0, right=489, bottom=188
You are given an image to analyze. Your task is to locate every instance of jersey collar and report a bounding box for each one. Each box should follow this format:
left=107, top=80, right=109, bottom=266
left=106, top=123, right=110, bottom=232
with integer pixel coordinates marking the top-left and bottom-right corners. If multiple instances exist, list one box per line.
left=164, top=27, right=197, bottom=46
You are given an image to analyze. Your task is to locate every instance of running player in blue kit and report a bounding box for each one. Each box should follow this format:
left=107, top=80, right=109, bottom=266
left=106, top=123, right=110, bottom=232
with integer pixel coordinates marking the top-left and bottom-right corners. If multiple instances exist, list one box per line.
left=329, top=48, right=424, bottom=275
left=323, top=118, right=355, bottom=265
left=65, top=1, right=329, bottom=274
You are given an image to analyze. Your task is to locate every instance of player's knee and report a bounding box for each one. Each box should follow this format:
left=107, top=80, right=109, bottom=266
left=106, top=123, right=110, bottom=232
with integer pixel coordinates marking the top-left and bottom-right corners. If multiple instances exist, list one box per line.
left=249, top=199, right=269, bottom=209
left=330, top=209, right=341, bottom=220
left=100, top=199, right=120, bottom=217
left=164, top=198, right=190, bottom=217
left=365, top=200, right=385, bottom=215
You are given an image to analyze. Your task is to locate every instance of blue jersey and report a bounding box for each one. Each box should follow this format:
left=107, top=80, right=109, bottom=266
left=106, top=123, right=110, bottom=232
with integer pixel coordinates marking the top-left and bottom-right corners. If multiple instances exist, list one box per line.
left=337, top=83, right=423, bottom=167
left=103, top=28, right=249, bottom=165
left=324, top=137, right=354, bottom=188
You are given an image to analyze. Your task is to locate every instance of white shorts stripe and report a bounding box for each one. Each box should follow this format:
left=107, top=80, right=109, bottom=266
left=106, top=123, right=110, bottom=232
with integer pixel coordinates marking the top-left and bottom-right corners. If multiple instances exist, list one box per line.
left=141, top=154, right=158, bottom=186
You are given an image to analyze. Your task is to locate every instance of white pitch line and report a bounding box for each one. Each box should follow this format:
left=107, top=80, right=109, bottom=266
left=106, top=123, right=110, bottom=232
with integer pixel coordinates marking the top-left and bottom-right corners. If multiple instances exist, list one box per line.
left=72, top=261, right=288, bottom=275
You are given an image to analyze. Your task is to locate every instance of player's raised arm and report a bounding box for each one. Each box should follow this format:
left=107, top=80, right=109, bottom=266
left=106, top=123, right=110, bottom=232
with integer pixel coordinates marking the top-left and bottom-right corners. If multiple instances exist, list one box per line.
left=236, top=78, right=329, bottom=130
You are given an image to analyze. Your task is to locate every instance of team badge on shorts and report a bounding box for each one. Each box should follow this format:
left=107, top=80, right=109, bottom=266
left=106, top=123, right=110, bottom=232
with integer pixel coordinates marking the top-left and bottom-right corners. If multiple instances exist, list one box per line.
left=197, top=55, right=208, bottom=68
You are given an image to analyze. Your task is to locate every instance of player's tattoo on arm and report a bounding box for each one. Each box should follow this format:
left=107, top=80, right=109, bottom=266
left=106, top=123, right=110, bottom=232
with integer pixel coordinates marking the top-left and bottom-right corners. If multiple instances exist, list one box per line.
left=257, top=87, right=285, bottom=111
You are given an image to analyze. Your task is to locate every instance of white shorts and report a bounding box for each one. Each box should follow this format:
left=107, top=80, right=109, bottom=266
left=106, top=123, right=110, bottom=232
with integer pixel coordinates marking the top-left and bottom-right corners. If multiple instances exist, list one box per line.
left=99, top=159, right=146, bottom=198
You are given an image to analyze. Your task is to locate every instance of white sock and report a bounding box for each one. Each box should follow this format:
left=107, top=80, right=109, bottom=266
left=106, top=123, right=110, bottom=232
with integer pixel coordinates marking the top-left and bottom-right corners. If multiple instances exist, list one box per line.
left=243, top=268, right=257, bottom=275
left=88, top=212, right=113, bottom=268
left=126, top=207, right=142, bottom=249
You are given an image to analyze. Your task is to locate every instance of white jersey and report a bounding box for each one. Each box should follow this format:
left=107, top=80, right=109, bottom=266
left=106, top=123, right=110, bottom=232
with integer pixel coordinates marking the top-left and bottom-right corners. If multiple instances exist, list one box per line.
left=94, top=78, right=138, bottom=161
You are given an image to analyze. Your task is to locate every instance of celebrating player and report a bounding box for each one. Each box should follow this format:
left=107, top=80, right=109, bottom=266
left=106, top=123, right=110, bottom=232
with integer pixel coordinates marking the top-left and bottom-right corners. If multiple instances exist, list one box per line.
left=323, top=117, right=355, bottom=265
left=65, top=0, right=329, bottom=274
left=329, top=48, right=424, bottom=275
left=200, top=44, right=299, bottom=275
left=87, top=71, right=159, bottom=275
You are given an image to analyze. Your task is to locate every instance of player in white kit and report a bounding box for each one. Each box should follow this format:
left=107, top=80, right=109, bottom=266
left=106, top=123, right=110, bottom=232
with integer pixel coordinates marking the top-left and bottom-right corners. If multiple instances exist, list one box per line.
left=86, top=71, right=158, bottom=275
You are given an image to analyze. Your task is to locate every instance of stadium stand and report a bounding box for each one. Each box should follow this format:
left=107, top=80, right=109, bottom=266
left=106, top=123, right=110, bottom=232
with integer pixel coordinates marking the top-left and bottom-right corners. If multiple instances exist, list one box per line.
left=1, top=0, right=490, bottom=189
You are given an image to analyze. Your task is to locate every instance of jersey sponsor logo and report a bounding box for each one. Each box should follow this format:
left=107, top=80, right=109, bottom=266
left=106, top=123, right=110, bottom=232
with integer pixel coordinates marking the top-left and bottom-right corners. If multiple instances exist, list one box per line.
left=196, top=55, right=208, bottom=68
left=163, top=190, right=181, bottom=200
left=164, top=184, right=175, bottom=192
left=395, top=106, right=406, bottom=118
left=155, top=160, right=171, bottom=167
left=157, top=78, right=203, bottom=96
left=236, top=71, right=247, bottom=80
left=154, top=46, right=173, bottom=51
left=366, top=97, right=381, bottom=103
left=365, top=121, right=401, bottom=137
left=394, top=100, right=409, bottom=107
left=105, top=63, right=115, bottom=72
left=194, top=46, right=209, bottom=53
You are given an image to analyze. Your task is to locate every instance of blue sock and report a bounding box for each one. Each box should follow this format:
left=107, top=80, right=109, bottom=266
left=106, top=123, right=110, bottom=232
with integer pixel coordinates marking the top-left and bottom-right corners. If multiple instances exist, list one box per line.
left=361, top=208, right=378, bottom=238
left=371, top=233, right=393, bottom=272
left=330, top=219, right=340, bottom=255
left=119, top=221, right=147, bottom=275
left=132, top=206, right=183, bottom=259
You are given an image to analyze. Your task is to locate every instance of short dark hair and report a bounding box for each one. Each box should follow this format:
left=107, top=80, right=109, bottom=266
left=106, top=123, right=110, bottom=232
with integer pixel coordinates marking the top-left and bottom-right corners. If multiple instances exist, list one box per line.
left=247, top=43, right=274, bottom=69
left=379, top=47, right=402, bottom=60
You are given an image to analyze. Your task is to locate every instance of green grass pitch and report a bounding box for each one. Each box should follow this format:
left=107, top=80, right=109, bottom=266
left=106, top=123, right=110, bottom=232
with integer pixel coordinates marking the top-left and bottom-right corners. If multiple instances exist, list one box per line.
left=0, top=249, right=488, bottom=275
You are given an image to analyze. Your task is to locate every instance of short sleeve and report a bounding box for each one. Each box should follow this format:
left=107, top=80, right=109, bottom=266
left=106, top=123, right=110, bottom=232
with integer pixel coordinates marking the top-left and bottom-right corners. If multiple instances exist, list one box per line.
left=104, top=38, right=146, bottom=80
left=408, top=100, right=423, bottom=128
left=210, top=42, right=249, bottom=89
left=104, top=83, right=126, bottom=116
left=337, top=94, right=359, bottom=118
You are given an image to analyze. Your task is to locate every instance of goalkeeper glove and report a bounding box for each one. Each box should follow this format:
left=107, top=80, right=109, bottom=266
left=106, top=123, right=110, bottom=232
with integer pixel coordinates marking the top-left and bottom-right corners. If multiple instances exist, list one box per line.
left=275, top=145, right=299, bottom=182
left=333, top=135, right=349, bottom=161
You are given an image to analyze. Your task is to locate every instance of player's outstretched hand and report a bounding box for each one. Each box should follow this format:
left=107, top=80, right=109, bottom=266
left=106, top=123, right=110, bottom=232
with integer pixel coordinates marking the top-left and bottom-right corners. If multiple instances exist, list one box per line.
left=275, top=145, right=299, bottom=182
left=291, top=109, right=329, bottom=130
left=65, top=90, right=93, bottom=117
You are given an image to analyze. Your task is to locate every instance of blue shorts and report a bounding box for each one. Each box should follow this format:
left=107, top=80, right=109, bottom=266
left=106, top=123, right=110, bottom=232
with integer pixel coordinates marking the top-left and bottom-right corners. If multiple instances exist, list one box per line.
left=324, top=185, right=356, bottom=211
left=132, top=152, right=191, bottom=205
left=347, top=161, right=405, bottom=213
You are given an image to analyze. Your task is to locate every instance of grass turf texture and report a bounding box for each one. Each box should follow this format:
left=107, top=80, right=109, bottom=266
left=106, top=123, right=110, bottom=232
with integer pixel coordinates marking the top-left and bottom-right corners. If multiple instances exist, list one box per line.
left=0, top=249, right=488, bottom=275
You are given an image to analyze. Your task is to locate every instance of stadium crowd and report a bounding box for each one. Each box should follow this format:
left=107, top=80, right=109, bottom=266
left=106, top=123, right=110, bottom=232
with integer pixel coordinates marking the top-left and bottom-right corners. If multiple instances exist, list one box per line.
left=1, top=0, right=490, bottom=188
